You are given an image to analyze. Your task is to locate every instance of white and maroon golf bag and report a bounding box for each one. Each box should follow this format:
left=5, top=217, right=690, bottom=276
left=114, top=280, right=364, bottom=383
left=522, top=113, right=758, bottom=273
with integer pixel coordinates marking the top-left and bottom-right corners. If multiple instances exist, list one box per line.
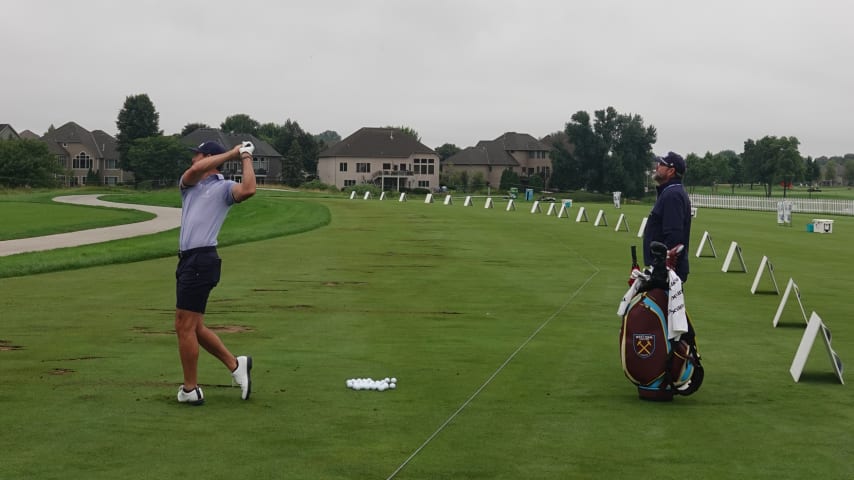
left=617, top=242, right=704, bottom=401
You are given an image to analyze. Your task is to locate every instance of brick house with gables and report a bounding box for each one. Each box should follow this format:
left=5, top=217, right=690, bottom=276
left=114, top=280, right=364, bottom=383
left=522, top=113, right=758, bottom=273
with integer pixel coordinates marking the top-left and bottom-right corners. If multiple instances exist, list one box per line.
left=41, top=121, right=132, bottom=186
left=442, top=132, right=552, bottom=190
left=182, top=128, right=282, bottom=185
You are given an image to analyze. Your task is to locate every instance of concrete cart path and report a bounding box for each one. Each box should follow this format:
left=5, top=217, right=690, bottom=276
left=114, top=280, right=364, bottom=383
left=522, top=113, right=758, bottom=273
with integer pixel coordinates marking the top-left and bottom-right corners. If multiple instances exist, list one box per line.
left=0, top=195, right=182, bottom=257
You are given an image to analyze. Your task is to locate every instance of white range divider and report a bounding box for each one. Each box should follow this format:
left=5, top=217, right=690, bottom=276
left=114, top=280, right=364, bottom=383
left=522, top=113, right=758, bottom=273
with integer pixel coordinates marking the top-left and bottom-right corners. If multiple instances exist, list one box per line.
left=464, top=196, right=473, bottom=207
left=695, top=231, right=717, bottom=258
left=751, top=255, right=780, bottom=294
left=530, top=201, right=542, bottom=214
left=444, top=195, right=453, bottom=205
left=398, top=192, right=407, bottom=202
left=506, top=199, right=516, bottom=211
left=637, top=217, right=647, bottom=238
left=349, top=190, right=357, bottom=200
left=615, top=213, right=630, bottom=232
left=484, top=197, right=494, bottom=209
left=594, top=209, right=608, bottom=226
left=721, top=241, right=747, bottom=273
left=773, top=278, right=809, bottom=327
left=576, top=206, right=588, bottom=222
left=424, top=193, right=434, bottom=204
left=790, top=312, right=844, bottom=384
left=363, top=191, right=372, bottom=200
left=557, top=204, right=570, bottom=218
left=379, top=191, right=387, bottom=201
left=546, top=203, right=557, bottom=216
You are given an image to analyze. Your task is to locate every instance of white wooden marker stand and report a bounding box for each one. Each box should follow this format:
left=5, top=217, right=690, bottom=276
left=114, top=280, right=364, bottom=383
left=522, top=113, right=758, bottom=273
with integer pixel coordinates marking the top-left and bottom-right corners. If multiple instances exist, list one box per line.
left=772, top=278, right=809, bottom=327
left=695, top=231, right=717, bottom=258
left=594, top=210, right=608, bottom=226
left=506, top=199, right=516, bottom=211
left=444, top=195, right=453, bottom=205
left=484, top=197, right=494, bottom=209
left=530, top=201, right=542, bottom=214
left=614, top=213, right=630, bottom=232
left=363, top=191, right=372, bottom=200
left=424, top=193, right=434, bottom=204
left=379, top=191, right=387, bottom=201
left=349, top=191, right=357, bottom=200
left=751, top=256, right=780, bottom=294
left=576, top=207, right=588, bottom=223
left=637, top=217, right=647, bottom=238
left=721, top=241, right=747, bottom=273
left=464, top=196, right=473, bottom=207
left=790, top=312, right=844, bottom=384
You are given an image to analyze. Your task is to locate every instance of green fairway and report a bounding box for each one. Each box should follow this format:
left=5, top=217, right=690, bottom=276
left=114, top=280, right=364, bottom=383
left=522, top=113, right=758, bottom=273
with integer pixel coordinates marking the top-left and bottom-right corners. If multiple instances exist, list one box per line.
left=1, top=190, right=852, bottom=479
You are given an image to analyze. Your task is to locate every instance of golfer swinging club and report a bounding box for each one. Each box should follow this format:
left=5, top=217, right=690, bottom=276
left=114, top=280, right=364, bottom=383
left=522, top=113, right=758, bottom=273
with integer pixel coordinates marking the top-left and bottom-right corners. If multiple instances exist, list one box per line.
left=174, top=140, right=256, bottom=405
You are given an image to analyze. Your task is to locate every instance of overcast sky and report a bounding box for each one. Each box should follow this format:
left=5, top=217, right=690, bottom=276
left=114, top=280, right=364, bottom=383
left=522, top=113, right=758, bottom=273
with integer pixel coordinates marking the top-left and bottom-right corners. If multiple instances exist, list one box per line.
left=3, top=0, right=852, bottom=157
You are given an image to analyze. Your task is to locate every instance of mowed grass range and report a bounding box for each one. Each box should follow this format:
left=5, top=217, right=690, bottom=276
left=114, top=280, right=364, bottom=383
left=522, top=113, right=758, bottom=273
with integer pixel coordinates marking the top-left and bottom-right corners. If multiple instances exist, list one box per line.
left=0, top=189, right=852, bottom=479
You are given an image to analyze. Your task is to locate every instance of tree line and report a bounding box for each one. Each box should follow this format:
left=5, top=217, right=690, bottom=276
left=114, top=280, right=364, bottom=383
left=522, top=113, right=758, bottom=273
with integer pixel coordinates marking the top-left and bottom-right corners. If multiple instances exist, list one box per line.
left=3, top=96, right=854, bottom=193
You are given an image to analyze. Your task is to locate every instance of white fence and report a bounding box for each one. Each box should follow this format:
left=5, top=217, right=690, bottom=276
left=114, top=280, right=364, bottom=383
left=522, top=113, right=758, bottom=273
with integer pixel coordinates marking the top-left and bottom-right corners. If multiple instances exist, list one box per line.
left=689, top=194, right=854, bottom=216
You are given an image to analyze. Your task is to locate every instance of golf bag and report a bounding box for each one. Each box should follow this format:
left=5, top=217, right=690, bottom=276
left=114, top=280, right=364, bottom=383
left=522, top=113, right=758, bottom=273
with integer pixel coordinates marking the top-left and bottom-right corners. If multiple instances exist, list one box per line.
left=618, top=242, right=704, bottom=401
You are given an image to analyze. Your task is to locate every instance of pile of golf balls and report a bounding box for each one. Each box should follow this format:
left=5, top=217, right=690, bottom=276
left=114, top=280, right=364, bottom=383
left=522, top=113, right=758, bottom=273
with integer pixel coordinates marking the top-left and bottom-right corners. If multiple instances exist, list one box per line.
left=346, top=377, right=397, bottom=391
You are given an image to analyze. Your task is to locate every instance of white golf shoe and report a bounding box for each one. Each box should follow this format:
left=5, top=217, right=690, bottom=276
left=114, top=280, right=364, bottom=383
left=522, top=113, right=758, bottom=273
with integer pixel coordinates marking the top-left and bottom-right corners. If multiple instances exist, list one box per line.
left=177, top=385, right=205, bottom=405
left=232, top=355, right=252, bottom=400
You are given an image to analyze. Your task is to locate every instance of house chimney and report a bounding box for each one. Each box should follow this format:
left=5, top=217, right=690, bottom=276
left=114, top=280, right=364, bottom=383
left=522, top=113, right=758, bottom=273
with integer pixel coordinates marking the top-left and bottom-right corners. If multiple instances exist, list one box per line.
left=390, top=131, right=394, bottom=140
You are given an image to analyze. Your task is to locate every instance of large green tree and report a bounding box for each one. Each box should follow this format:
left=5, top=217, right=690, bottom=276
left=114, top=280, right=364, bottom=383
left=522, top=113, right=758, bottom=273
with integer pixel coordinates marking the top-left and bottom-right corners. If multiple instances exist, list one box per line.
left=0, top=139, right=65, bottom=187
left=264, top=120, right=319, bottom=179
left=124, top=136, right=191, bottom=188
left=742, top=136, right=803, bottom=196
left=221, top=114, right=260, bottom=136
left=116, top=94, right=161, bottom=168
left=560, top=107, right=656, bottom=198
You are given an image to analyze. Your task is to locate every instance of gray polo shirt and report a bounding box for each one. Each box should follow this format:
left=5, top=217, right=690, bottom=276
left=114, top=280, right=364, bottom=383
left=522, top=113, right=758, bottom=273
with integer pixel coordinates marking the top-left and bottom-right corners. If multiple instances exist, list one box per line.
left=179, top=174, right=237, bottom=251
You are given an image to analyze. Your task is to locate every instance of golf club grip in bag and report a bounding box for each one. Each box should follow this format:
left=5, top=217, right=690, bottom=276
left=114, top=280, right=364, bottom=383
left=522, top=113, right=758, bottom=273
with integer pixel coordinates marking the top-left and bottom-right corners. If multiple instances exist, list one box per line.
left=620, top=288, right=703, bottom=400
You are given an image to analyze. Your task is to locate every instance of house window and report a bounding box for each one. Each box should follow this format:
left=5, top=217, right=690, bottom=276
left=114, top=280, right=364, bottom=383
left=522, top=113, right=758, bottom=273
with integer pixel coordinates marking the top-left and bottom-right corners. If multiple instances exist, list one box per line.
left=356, top=162, right=371, bottom=173
left=103, top=176, right=119, bottom=185
left=418, top=180, right=430, bottom=188
left=383, top=163, right=391, bottom=170
left=72, top=152, right=93, bottom=169
left=344, top=179, right=356, bottom=186
left=339, top=162, right=348, bottom=172
left=399, top=163, right=407, bottom=171
left=105, top=159, right=118, bottom=169
left=252, top=157, right=268, bottom=172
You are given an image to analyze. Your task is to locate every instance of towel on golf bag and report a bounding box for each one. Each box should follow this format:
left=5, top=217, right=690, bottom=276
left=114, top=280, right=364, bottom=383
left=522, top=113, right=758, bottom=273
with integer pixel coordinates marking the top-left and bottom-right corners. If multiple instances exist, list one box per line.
left=618, top=285, right=703, bottom=401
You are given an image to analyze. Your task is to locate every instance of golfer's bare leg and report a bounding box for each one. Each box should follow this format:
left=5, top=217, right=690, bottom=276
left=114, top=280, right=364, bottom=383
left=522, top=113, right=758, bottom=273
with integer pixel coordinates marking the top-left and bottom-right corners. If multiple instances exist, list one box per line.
left=197, top=324, right=238, bottom=372
left=175, top=308, right=202, bottom=388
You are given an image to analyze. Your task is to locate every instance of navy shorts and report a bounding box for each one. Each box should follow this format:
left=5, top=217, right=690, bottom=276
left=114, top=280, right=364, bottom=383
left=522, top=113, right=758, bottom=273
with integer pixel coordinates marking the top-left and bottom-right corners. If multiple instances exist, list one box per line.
left=176, top=247, right=222, bottom=314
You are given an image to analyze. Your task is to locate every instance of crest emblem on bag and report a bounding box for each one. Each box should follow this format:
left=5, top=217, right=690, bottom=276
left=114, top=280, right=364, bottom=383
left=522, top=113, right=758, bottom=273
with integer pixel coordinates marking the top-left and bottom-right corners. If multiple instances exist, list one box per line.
left=633, top=334, right=655, bottom=358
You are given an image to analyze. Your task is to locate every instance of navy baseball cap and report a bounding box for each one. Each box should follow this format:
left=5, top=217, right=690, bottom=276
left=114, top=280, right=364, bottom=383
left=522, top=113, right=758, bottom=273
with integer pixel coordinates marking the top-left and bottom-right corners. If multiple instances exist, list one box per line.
left=657, top=152, right=685, bottom=175
left=189, top=141, right=227, bottom=156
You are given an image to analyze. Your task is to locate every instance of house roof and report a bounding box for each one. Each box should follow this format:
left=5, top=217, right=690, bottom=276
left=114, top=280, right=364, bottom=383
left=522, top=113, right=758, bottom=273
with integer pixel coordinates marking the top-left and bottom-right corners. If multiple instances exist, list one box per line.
left=182, top=128, right=282, bottom=157
left=0, top=124, right=19, bottom=140
left=91, top=130, right=119, bottom=160
left=18, top=130, right=40, bottom=140
left=492, top=132, right=550, bottom=152
left=41, top=121, right=104, bottom=157
left=445, top=143, right=519, bottom=167
left=319, top=127, right=436, bottom=158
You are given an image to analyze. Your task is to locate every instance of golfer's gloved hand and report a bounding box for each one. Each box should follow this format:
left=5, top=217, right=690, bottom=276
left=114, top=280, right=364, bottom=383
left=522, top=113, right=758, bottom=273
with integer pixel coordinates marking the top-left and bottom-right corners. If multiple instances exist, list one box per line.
left=239, top=141, right=255, bottom=155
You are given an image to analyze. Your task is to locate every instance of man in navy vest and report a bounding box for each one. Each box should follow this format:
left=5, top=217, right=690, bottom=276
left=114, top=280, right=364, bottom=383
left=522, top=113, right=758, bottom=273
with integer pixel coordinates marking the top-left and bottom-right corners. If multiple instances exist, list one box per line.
left=643, top=152, right=691, bottom=282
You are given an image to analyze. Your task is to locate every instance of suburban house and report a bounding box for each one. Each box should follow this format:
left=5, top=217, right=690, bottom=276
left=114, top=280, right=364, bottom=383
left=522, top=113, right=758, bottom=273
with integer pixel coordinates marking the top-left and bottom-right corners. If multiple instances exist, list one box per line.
left=40, top=122, right=132, bottom=186
left=0, top=124, right=21, bottom=140
left=182, top=128, right=282, bottom=185
left=442, top=132, right=552, bottom=189
left=317, top=127, right=440, bottom=191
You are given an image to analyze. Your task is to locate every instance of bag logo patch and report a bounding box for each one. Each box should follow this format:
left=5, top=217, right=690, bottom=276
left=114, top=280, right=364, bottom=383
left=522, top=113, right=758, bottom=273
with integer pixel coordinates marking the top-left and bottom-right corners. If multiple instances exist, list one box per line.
left=633, top=334, right=655, bottom=358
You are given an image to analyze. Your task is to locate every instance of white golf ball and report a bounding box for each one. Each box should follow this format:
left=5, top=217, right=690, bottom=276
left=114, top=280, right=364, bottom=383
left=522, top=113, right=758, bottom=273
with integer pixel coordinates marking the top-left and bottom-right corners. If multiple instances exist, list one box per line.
left=346, top=379, right=353, bottom=388
left=377, top=383, right=388, bottom=392
left=390, top=377, right=397, bottom=383
left=389, top=382, right=396, bottom=389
